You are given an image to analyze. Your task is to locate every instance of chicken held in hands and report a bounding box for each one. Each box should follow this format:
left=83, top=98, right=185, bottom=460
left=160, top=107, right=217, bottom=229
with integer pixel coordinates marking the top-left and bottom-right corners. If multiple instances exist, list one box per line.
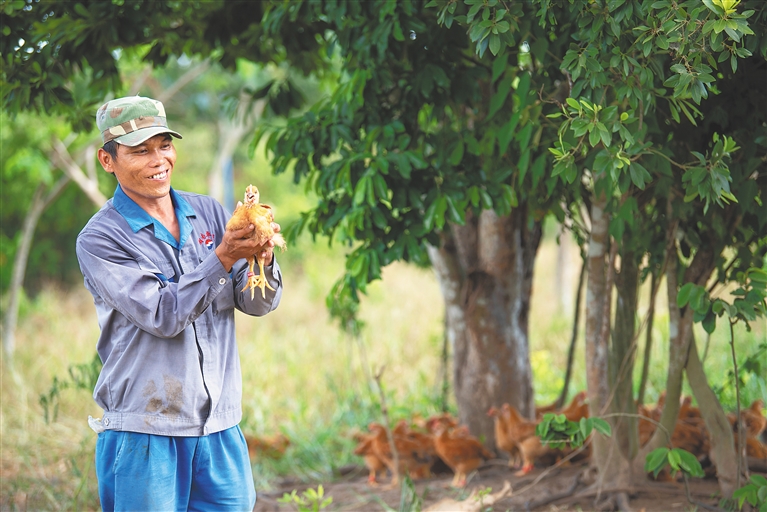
left=226, top=184, right=286, bottom=299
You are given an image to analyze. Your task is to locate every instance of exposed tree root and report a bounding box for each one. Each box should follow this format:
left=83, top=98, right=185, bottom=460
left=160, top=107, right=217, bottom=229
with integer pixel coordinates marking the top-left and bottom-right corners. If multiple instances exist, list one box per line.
left=523, top=474, right=582, bottom=511
left=528, top=479, right=724, bottom=512
left=682, top=474, right=726, bottom=512
left=591, top=491, right=632, bottom=512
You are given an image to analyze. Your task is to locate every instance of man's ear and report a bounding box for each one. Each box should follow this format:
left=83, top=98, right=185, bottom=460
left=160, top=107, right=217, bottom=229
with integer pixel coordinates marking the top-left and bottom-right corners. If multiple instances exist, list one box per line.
left=97, top=147, right=114, bottom=173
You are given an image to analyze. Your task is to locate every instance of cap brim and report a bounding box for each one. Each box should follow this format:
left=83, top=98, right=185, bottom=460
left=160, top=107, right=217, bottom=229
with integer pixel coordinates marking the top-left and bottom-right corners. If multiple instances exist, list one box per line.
left=113, top=127, right=183, bottom=147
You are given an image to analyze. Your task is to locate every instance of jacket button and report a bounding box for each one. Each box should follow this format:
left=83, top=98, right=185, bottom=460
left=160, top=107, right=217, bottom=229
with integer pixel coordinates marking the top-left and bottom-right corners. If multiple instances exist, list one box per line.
left=219, top=278, right=226, bottom=285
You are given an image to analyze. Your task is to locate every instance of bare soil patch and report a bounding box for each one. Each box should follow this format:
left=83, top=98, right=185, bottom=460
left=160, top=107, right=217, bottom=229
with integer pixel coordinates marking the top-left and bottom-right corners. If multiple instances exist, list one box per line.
left=253, top=460, right=744, bottom=511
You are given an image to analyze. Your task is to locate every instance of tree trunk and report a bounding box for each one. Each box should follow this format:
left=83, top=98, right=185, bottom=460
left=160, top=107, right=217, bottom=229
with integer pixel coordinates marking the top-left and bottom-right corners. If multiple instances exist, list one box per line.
left=2, top=177, right=69, bottom=358
left=555, top=226, right=575, bottom=316
left=557, top=254, right=587, bottom=409
left=634, top=242, right=690, bottom=473
left=584, top=196, right=636, bottom=489
left=428, top=206, right=541, bottom=446
left=585, top=197, right=611, bottom=418
left=686, top=332, right=741, bottom=498
left=208, top=95, right=264, bottom=206
left=611, top=246, right=639, bottom=460
left=637, top=271, right=658, bottom=406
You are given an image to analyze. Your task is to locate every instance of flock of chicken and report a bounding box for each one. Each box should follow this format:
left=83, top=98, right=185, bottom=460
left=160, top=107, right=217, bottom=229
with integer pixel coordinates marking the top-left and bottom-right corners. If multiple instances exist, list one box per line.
left=353, top=392, right=767, bottom=487
left=637, top=394, right=767, bottom=473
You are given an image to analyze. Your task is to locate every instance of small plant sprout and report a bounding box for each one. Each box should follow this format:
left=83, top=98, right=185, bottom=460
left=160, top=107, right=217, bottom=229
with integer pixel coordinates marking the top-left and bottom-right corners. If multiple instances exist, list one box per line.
left=278, top=485, right=333, bottom=512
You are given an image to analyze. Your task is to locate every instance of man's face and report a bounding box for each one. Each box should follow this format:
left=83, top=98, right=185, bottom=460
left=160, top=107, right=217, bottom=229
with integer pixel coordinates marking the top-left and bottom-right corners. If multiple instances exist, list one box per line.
left=98, top=134, right=176, bottom=209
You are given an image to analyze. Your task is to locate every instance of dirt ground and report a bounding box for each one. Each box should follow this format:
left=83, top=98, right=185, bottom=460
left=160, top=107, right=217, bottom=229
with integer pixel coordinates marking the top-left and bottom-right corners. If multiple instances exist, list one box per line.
left=253, top=460, right=750, bottom=511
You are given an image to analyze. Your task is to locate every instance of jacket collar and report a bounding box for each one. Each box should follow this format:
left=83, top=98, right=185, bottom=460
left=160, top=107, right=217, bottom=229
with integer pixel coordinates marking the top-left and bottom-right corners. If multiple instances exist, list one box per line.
left=113, top=185, right=196, bottom=249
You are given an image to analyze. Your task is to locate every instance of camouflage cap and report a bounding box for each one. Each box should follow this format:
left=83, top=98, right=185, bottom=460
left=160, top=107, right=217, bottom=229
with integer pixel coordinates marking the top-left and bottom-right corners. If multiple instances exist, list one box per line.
left=96, top=96, right=182, bottom=146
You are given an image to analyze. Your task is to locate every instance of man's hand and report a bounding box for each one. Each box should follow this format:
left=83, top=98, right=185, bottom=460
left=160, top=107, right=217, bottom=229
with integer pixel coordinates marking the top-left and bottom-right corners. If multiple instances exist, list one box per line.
left=215, top=222, right=281, bottom=272
left=215, top=224, right=257, bottom=272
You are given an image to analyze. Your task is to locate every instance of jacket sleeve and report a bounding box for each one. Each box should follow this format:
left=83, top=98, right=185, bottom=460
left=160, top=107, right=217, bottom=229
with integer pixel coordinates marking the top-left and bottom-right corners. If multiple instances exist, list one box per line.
left=76, top=230, right=232, bottom=339
left=230, top=257, right=283, bottom=316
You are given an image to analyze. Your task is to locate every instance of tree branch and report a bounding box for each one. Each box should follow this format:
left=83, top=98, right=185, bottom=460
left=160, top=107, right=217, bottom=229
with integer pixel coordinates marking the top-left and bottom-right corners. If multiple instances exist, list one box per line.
left=49, top=137, right=107, bottom=207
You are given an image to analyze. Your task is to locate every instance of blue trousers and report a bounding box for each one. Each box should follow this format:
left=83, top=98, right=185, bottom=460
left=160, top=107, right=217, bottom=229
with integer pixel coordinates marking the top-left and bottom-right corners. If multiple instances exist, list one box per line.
left=95, top=425, right=256, bottom=511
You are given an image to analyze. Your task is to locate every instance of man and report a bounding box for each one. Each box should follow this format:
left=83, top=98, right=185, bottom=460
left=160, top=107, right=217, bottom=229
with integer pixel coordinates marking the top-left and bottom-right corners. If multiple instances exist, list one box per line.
left=76, top=96, right=282, bottom=510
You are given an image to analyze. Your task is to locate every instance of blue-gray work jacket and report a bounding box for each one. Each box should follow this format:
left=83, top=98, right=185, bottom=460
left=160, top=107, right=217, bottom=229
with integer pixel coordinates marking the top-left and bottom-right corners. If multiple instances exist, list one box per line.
left=76, top=186, right=282, bottom=436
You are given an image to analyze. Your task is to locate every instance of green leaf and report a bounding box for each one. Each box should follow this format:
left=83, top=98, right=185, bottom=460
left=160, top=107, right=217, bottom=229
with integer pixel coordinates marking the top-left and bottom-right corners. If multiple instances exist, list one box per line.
left=589, top=127, right=602, bottom=147
left=702, top=313, right=716, bottom=334
left=518, top=148, right=531, bottom=183
left=497, top=112, right=520, bottom=154
left=675, top=448, right=705, bottom=477
left=434, top=195, right=448, bottom=230
left=449, top=140, right=465, bottom=165
left=749, top=269, right=767, bottom=284
left=702, top=0, right=724, bottom=15
left=598, top=126, right=612, bottom=147
left=492, top=53, right=509, bottom=82
left=629, top=162, right=650, bottom=189
left=645, top=447, right=670, bottom=473
left=516, top=124, right=533, bottom=149
left=677, top=282, right=695, bottom=307
left=468, top=186, right=480, bottom=207
left=353, top=175, right=369, bottom=205
left=488, top=75, right=513, bottom=120
left=667, top=448, right=681, bottom=470
left=74, top=3, right=90, bottom=17
left=480, top=189, right=493, bottom=209
left=445, top=196, right=465, bottom=224
left=757, top=485, right=767, bottom=503
left=489, top=33, right=501, bottom=56
left=566, top=97, right=580, bottom=110
left=501, top=184, right=518, bottom=208
left=516, top=72, right=531, bottom=109
left=592, top=418, right=612, bottom=436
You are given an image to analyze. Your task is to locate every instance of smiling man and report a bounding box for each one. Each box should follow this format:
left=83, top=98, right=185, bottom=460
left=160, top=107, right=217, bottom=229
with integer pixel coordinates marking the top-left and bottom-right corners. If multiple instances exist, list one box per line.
left=76, top=96, right=282, bottom=511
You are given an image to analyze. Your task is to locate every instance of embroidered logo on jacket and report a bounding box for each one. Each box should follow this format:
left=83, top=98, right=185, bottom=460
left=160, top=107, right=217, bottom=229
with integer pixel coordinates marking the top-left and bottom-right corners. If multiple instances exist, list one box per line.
left=198, top=231, right=215, bottom=250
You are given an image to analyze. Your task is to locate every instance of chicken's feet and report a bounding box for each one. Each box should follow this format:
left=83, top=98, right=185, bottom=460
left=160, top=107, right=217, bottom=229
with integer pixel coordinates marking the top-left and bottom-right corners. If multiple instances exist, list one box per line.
left=241, top=258, right=275, bottom=300
left=254, top=258, right=276, bottom=299
left=513, top=463, right=534, bottom=477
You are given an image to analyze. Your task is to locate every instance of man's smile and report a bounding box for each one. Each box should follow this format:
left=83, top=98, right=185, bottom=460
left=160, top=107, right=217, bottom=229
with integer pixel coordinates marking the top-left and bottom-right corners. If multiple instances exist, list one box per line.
left=149, top=170, right=169, bottom=180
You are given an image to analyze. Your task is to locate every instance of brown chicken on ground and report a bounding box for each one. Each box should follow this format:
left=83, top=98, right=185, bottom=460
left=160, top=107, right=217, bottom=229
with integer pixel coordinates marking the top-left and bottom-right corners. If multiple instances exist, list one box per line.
left=353, top=431, right=388, bottom=486
left=432, top=423, right=494, bottom=487
left=496, top=403, right=562, bottom=476
left=366, top=422, right=434, bottom=486
left=488, top=406, right=520, bottom=468
left=243, top=432, right=290, bottom=460
left=744, top=435, right=767, bottom=459
left=729, top=399, right=767, bottom=438
left=560, top=391, right=590, bottom=422
left=226, top=184, right=286, bottom=299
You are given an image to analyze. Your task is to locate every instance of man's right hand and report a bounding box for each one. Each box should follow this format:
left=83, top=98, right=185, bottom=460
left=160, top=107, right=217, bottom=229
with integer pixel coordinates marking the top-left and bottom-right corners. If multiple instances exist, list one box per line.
left=215, top=224, right=257, bottom=272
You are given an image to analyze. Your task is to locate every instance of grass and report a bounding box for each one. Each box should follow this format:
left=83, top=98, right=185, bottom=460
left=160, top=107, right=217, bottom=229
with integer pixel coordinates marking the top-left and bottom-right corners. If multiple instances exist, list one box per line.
left=1, top=229, right=765, bottom=510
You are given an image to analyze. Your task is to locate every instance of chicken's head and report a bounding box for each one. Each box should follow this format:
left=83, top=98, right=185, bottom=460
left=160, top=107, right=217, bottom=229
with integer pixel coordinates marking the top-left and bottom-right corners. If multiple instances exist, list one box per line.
left=244, top=184, right=260, bottom=206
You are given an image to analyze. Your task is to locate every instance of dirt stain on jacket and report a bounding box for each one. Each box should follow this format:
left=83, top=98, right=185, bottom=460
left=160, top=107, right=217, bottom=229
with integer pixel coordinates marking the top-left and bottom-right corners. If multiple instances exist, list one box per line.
left=142, top=375, right=184, bottom=417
